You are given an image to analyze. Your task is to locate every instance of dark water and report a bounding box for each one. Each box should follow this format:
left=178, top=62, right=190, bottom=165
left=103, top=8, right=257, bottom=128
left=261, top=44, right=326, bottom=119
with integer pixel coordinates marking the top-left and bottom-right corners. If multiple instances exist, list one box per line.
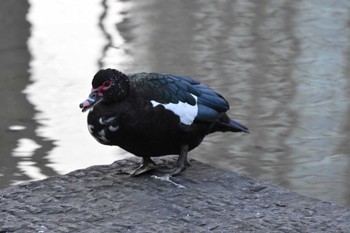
left=1, top=0, right=350, bottom=207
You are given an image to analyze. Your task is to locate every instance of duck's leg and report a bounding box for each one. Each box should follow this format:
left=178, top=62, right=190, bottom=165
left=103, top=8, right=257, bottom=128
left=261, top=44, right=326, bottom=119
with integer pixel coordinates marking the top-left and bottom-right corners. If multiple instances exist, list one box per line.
left=165, top=144, right=191, bottom=176
left=130, top=157, right=157, bottom=176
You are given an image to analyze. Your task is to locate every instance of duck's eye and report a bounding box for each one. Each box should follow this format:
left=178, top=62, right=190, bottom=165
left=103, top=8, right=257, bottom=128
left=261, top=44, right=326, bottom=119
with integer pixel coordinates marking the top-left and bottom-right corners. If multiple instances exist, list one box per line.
left=101, top=80, right=112, bottom=90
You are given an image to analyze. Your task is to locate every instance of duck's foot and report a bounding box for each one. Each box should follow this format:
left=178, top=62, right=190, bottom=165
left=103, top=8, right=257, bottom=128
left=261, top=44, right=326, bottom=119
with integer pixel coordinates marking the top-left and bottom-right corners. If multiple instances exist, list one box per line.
left=129, top=157, right=157, bottom=177
left=156, top=145, right=191, bottom=176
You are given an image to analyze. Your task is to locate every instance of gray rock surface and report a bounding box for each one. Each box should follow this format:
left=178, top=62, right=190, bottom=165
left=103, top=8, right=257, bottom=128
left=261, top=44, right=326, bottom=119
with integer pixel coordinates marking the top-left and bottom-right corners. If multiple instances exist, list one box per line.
left=0, top=157, right=349, bottom=233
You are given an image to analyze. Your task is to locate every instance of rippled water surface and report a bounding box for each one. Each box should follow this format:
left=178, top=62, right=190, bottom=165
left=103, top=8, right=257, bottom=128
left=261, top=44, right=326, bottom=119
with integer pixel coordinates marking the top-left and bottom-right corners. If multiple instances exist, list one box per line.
left=1, top=0, right=350, bottom=207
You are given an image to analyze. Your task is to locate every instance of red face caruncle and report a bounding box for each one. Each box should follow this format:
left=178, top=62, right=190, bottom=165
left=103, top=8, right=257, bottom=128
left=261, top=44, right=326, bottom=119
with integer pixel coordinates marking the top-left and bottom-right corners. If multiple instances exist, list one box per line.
left=91, top=80, right=112, bottom=97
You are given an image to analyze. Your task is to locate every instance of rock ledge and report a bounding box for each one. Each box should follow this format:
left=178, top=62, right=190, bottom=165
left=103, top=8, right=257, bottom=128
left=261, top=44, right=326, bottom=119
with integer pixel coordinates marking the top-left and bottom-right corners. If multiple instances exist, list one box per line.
left=1, top=157, right=349, bottom=233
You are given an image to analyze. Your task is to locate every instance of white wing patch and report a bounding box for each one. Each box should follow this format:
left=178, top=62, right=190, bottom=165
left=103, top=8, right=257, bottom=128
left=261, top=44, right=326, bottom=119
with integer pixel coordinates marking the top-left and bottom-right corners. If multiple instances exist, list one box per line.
left=151, top=95, right=198, bottom=125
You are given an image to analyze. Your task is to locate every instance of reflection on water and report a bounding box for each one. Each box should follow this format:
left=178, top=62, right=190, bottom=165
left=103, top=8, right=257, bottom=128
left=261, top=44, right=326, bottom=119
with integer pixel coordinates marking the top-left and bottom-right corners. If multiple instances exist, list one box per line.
left=24, top=0, right=132, bottom=175
left=1, top=0, right=350, bottom=207
left=0, top=0, right=56, bottom=187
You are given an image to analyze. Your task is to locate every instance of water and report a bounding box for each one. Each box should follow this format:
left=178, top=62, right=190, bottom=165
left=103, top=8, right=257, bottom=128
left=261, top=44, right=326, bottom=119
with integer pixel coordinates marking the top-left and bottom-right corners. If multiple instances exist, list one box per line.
left=1, top=0, right=350, bottom=207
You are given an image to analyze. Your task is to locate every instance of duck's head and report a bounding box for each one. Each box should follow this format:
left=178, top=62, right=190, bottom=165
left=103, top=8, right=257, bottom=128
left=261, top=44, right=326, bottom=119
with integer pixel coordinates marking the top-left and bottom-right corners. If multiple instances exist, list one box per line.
left=79, top=69, right=129, bottom=112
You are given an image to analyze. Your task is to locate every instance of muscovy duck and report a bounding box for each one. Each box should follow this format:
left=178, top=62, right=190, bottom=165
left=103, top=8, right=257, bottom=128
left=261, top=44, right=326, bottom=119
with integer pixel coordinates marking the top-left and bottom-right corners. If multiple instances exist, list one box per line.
left=79, top=69, right=248, bottom=176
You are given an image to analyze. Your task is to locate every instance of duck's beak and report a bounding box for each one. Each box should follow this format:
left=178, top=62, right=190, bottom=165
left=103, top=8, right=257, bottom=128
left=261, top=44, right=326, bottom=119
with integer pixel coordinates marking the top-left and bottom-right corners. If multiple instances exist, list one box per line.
left=79, top=91, right=102, bottom=112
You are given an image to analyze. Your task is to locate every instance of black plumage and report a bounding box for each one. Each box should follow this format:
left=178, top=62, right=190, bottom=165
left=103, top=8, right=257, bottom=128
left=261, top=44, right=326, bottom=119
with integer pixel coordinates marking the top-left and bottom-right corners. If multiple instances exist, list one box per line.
left=80, top=69, right=248, bottom=176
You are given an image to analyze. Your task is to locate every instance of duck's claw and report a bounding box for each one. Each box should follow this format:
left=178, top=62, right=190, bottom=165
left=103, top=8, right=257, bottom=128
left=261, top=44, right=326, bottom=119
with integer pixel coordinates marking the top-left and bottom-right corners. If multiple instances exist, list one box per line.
left=129, top=157, right=157, bottom=177
left=155, top=144, right=191, bottom=176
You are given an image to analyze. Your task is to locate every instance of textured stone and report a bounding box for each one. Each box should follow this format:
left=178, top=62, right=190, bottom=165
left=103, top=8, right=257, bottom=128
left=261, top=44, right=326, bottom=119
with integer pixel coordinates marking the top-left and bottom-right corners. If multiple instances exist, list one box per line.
left=0, top=157, right=349, bottom=233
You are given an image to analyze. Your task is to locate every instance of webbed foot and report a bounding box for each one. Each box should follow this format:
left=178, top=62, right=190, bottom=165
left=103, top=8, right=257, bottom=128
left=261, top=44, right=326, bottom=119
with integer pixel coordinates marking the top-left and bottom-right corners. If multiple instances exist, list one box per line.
left=129, top=157, right=157, bottom=177
left=156, top=145, right=191, bottom=176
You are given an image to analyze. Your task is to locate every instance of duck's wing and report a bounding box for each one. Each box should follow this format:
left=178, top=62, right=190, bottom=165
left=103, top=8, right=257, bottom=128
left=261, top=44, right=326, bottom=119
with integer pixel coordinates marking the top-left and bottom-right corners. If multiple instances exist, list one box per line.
left=129, top=73, right=230, bottom=124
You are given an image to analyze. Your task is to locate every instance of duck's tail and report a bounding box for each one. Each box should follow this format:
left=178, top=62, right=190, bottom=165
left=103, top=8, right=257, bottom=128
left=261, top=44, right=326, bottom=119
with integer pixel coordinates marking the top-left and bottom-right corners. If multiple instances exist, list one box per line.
left=227, top=119, right=249, bottom=133
left=209, top=113, right=249, bottom=134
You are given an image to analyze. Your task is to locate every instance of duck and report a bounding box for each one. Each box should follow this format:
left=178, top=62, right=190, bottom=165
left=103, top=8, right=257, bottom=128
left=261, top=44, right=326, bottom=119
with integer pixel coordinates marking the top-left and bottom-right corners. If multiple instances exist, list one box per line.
left=79, top=68, right=248, bottom=176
